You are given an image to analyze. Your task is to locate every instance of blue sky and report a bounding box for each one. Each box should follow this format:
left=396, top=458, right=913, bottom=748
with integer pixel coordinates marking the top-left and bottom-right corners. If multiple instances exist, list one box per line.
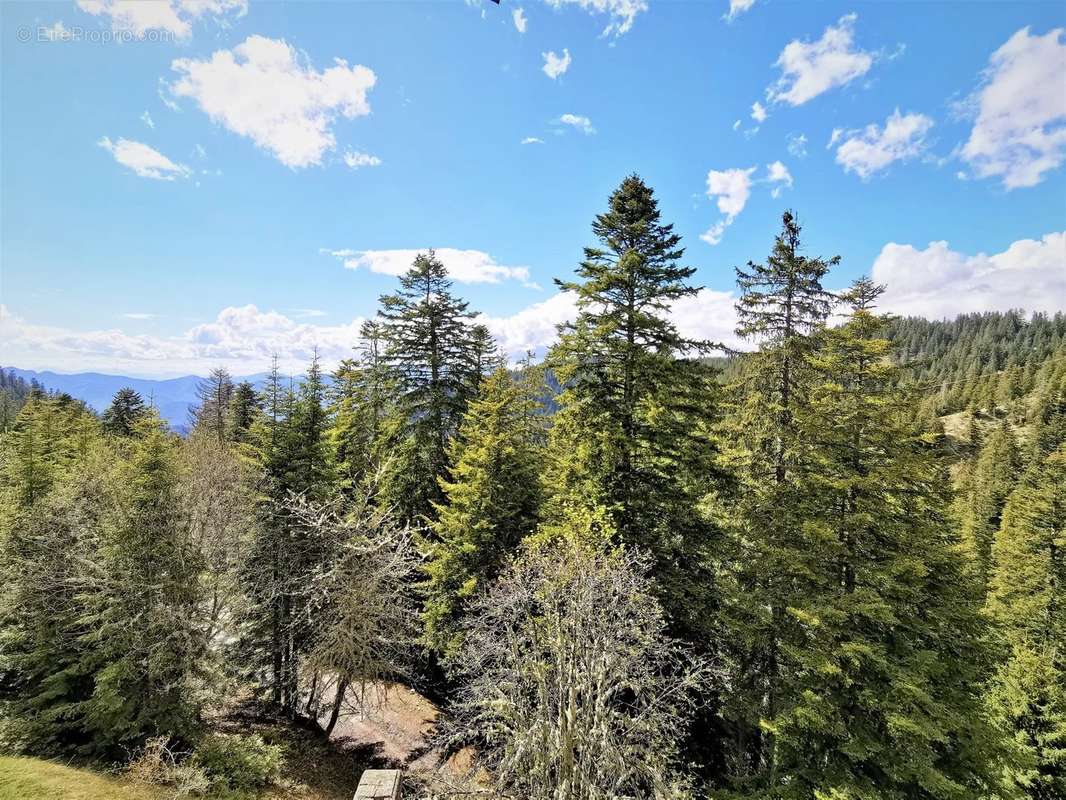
left=2, top=0, right=1064, bottom=377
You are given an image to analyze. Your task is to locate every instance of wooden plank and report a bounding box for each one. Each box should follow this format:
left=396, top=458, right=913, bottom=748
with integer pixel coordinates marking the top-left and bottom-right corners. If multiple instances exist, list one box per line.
left=353, top=768, right=402, bottom=800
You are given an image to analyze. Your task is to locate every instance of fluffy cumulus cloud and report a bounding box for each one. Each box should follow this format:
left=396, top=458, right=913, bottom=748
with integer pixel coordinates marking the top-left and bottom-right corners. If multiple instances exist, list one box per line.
left=169, top=35, right=377, bottom=168
left=0, top=303, right=364, bottom=377
left=322, top=248, right=538, bottom=287
left=959, top=27, right=1066, bottom=189
left=833, top=109, right=934, bottom=179
left=768, top=13, right=874, bottom=106
left=75, top=0, right=246, bottom=38
left=542, top=48, right=572, bottom=79
left=765, top=160, right=793, bottom=197
left=556, top=113, right=596, bottom=134
left=701, top=167, right=755, bottom=245
left=751, top=101, right=768, bottom=123
left=542, top=0, right=647, bottom=37
left=480, top=287, right=743, bottom=361
left=521, top=136, right=545, bottom=145
left=513, top=7, right=528, bottom=33
left=726, top=0, right=756, bottom=21
left=872, top=231, right=1066, bottom=319
left=97, top=136, right=191, bottom=180
left=701, top=162, right=792, bottom=244
left=343, top=150, right=382, bottom=169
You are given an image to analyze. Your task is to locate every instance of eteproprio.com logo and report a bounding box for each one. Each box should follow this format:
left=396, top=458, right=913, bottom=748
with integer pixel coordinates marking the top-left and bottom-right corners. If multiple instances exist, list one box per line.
left=17, top=23, right=176, bottom=44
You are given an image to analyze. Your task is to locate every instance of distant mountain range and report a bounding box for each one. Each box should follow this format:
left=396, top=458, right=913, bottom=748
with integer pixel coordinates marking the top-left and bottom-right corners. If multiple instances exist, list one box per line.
left=2, top=367, right=267, bottom=430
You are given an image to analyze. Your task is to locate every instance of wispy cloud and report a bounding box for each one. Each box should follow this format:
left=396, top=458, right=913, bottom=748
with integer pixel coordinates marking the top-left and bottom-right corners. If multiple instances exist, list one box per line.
left=542, top=48, right=572, bottom=79
left=97, top=136, right=191, bottom=180
left=555, top=113, right=595, bottom=135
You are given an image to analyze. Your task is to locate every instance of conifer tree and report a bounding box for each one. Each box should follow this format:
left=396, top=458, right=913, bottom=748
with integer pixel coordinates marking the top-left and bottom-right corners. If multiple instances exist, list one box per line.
left=961, top=418, right=1021, bottom=591
left=241, top=355, right=334, bottom=715
left=78, top=414, right=206, bottom=754
left=227, top=380, right=260, bottom=443
left=762, top=279, right=998, bottom=799
left=986, top=445, right=1066, bottom=799
left=0, top=399, right=106, bottom=753
left=376, top=251, right=480, bottom=525
left=101, top=387, right=148, bottom=437
left=192, top=367, right=235, bottom=443
left=541, top=174, right=722, bottom=638
left=718, top=211, right=836, bottom=780
left=423, top=366, right=545, bottom=659
left=329, top=321, right=396, bottom=497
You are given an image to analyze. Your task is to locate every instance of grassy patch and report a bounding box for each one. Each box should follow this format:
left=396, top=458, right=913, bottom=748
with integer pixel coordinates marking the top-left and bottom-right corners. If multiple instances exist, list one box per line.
left=0, top=756, right=166, bottom=800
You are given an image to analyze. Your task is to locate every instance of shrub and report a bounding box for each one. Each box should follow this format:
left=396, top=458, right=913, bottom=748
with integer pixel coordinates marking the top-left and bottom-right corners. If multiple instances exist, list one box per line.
left=191, top=733, right=283, bottom=792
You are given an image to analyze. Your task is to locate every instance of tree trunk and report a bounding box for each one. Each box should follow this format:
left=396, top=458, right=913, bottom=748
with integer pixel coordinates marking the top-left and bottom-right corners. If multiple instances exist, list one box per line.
left=325, top=677, right=350, bottom=737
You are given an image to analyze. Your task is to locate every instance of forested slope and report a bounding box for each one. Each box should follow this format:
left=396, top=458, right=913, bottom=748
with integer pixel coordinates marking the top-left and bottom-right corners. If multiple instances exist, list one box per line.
left=1, top=178, right=1063, bottom=800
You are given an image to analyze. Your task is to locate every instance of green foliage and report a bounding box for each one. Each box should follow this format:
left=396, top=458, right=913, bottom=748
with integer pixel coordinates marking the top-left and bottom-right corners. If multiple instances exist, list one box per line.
left=102, top=388, right=148, bottom=437
left=541, top=174, right=723, bottom=640
left=423, top=366, right=545, bottom=659
left=376, top=250, right=485, bottom=525
left=76, top=414, right=207, bottom=755
left=986, top=446, right=1066, bottom=799
left=240, top=353, right=337, bottom=714
left=0, top=400, right=108, bottom=754
left=763, top=280, right=998, bottom=799
left=716, top=211, right=839, bottom=782
left=329, top=321, right=395, bottom=497
left=958, top=418, right=1021, bottom=591
left=191, top=732, right=283, bottom=793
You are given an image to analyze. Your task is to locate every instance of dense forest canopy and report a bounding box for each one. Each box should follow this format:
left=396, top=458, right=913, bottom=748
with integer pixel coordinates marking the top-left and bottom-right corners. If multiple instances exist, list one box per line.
left=1, top=177, right=1064, bottom=800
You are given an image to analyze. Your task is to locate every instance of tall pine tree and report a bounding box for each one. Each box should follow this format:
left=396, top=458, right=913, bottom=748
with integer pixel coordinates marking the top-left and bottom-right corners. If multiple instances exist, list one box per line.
left=376, top=251, right=481, bottom=525
left=540, top=174, right=722, bottom=640
left=423, top=366, right=545, bottom=660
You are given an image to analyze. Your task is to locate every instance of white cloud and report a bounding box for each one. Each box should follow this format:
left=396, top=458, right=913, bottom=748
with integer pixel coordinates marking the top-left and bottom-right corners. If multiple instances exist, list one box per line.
left=827, top=127, right=843, bottom=149
left=542, top=0, right=647, bottom=37
left=701, top=162, right=794, bottom=243
left=787, top=132, right=808, bottom=158
left=522, top=136, right=545, bottom=145
left=479, top=286, right=744, bottom=362
left=169, top=35, right=377, bottom=169
left=701, top=167, right=756, bottom=245
left=479, top=292, right=577, bottom=359
left=513, top=7, right=528, bottom=33
left=732, top=119, right=742, bottom=132
left=766, top=160, right=793, bottom=198
left=833, top=109, right=933, bottom=179
left=343, top=150, right=382, bottom=169
left=959, top=27, right=1066, bottom=189
left=322, top=248, right=538, bottom=287
left=542, top=48, right=572, bottom=79
left=1, top=302, right=365, bottom=377
left=872, top=231, right=1066, bottom=318
left=158, top=77, right=181, bottom=112
left=751, top=101, right=768, bottom=123
left=75, top=0, right=247, bottom=39
left=556, top=113, right=595, bottom=134
left=725, top=0, right=755, bottom=21
left=768, top=13, right=874, bottom=106
left=97, top=136, right=191, bottom=180
left=141, top=110, right=155, bottom=129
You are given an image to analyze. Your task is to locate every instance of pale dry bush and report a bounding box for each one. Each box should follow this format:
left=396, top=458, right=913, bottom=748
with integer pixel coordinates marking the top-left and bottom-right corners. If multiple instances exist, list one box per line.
left=446, top=539, right=709, bottom=800
left=125, top=736, right=211, bottom=798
